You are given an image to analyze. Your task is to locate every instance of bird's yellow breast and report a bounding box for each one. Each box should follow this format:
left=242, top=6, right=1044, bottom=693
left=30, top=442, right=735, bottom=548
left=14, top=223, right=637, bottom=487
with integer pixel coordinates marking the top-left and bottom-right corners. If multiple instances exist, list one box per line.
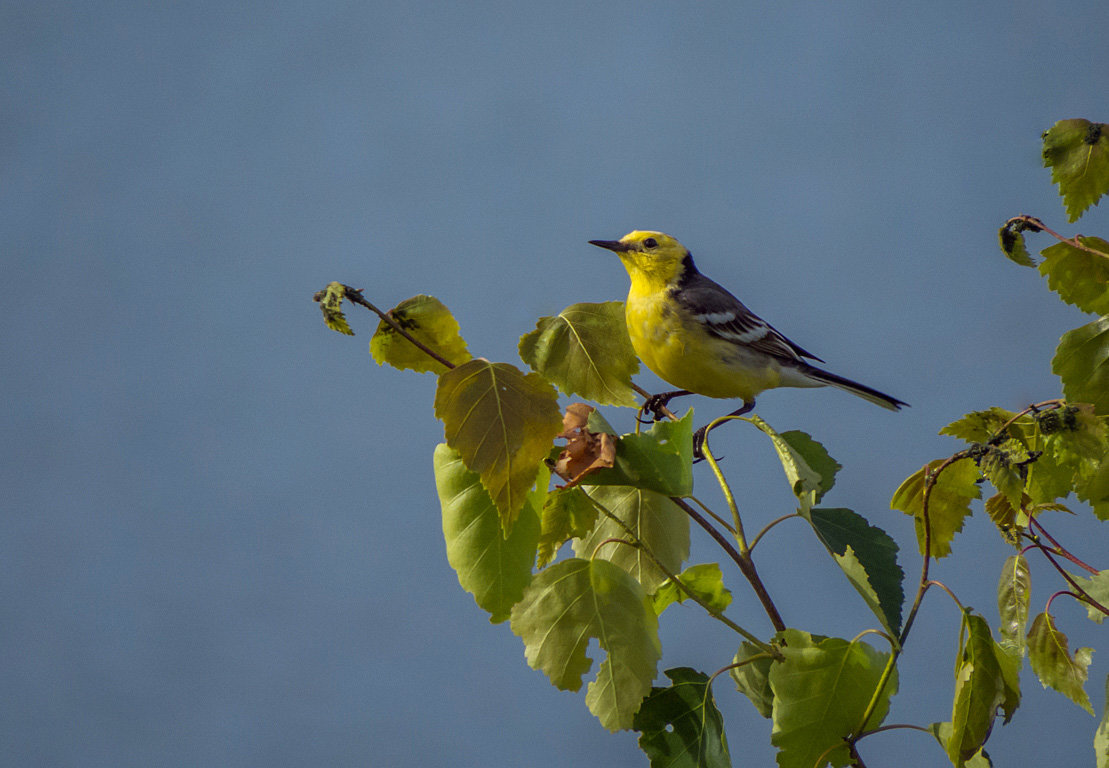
left=624, top=290, right=784, bottom=401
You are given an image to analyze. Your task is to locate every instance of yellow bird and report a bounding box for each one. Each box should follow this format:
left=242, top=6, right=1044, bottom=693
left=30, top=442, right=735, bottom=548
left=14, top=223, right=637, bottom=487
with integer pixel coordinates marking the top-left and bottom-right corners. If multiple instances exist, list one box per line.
left=589, top=231, right=906, bottom=437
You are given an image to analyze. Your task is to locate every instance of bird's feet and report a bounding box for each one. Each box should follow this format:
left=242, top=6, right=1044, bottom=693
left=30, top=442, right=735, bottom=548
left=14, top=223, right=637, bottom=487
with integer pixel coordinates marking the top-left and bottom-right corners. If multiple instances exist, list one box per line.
left=639, top=390, right=692, bottom=424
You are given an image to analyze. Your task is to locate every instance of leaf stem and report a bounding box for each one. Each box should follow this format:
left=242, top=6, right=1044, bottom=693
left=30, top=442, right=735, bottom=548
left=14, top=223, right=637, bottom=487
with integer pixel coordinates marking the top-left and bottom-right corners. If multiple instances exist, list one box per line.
left=851, top=633, right=899, bottom=739
left=700, top=416, right=749, bottom=553
left=924, top=580, right=966, bottom=613
left=1028, top=539, right=1109, bottom=617
left=749, top=513, right=803, bottom=552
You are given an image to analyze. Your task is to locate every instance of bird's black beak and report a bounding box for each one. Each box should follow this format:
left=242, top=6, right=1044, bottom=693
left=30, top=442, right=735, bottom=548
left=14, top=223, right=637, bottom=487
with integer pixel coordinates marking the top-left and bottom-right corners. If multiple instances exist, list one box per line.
left=588, top=239, right=631, bottom=252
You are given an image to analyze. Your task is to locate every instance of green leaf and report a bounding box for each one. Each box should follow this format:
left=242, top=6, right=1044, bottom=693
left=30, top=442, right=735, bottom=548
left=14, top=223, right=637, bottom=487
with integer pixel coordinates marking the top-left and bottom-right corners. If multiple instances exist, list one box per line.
left=979, top=444, right=1029, bottom=510
left=748, top=415, right=823, bottom=513
left=1072, top=571, right=1109, bottom=625
left=1027, top=611, right=1095, bottom=714
left=1042, top=119, right=1109, bottom=222
left=580, top=412, right=694, bottom=496
left=769, top=630, right=897, bottom=768
left=731, top=642, right=775, bottom=719
left=1043, top=404, right=1109, bottom=488
left=1039, top=237, right=1109, bottom=316
left=1078, top=456, right=1109, bottom=521
left=651, top=563, right=732, bottom=616
left=537, top=486, right=598, bottom=568
left=984, top=494, right=1021, bottom=545
left=808, top=508, right=904, bottom=636
left=317, top=281, right=355, bottom=335
left=998, top=220, right=1038, bottom=267
left=997, top=554, right=1031, bottom=656
left=940, top=407, right=1026, bottom=445
left=510, top=557, right=661, bottom=731
left=948, top=612, right=1020, bottom=767
left=433, top=444, right=541, bottom=623
left=1054, top=316, right=1109, bottom=414
left=1096, top=676, right=1109, bottom=768
left=370, top=294, right=471, bottom=374
left=575, top=486, right=690, bottom=592
left=891, top=458, right=981, bottom=558
left=928, top=723, right=992, bottom=768
left=434, top=359, right=563, bottom=533
left=634, top=668, right=731, bottom=768
left=518, top=301, right=640, bottom=407
left=781, top=430, right=841, bottom=501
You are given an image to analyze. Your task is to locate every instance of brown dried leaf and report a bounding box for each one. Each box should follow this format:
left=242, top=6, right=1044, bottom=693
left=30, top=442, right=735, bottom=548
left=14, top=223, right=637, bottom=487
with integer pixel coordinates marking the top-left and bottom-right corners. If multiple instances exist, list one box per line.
left=552, top=404, right=616, bottom=485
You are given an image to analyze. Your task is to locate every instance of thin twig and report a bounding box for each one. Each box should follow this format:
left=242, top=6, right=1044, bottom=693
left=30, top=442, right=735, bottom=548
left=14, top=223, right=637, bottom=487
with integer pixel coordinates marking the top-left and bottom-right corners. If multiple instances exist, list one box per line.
left=1007, top=215, right=1109, bottom=262
left=1030, top=518, right=1099, bottom=574
left=1031, top=541, right=1109, bottom=617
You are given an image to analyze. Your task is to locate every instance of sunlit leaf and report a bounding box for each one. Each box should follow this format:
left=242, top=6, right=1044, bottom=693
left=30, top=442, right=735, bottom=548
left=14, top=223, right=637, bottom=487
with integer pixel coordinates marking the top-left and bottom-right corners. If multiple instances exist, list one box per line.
left=651, top=563, right=732, bottom=616
left=1096, top=676, right=1109, bottom=768
left=537, top=486, right=598, bottom=568
left=998, top=220, right=1037, bottom=267
left=748, top=415, right=823, bottom=513
left=370, top=294, right=471, bottom=374
left=891, top=458, right=981, bottom=558
left=781, top=430, right=841, bottom=501
left=940, top=407, right=1027, bottom=445
left=731, top=642, right=775, bottom=719
left=435, top=359, right=563, bottom=532
left=317, top=281, right=354, bottom=335
left=948, top=611, right=1020, bottom=766
left=1072, top=571, right=1109, bottom=625
left=928, top=723, right=992, bottom=768
left=1042, top=119, right=1109, bottom=222
left=634, top=667, right=731, bottom=768
left=1054, top=316, right=1109, bottom=414
left=979, top=444, right=1029, bottom=510
left=433, top=444, right=541, bottom=622
left=510, top=557, right=661, bottom=731
left=580, top=412, right=694, bottom=496
left=997, top=554, right=1031, bottom=657
left=1078, top=456, right=1109, bottom=521
left=809, top=507, right=904, bottom=636
left=1038, top=237, right=1109, bottom=316
left=1042, top=404, right=1109, bottom=489
left=518, top=301, right=640, bottom=407
left=769, top=629, right=897, bottom=768
left=1027, top=611, right=1095, bottom=714
left=984, top=494, right=1021, bottom=546
left=575, top=486, right=690, bottom=592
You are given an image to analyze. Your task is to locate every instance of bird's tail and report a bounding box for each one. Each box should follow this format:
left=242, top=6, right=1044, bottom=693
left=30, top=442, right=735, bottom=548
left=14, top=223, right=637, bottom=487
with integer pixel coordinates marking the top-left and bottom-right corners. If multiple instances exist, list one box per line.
left=802, top=365, right=908, bottom=411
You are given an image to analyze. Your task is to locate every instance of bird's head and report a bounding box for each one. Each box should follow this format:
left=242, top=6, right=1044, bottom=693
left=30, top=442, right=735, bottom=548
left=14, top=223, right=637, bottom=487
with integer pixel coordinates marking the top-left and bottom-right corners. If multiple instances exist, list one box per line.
left=588, top=231, right=694, bottom=287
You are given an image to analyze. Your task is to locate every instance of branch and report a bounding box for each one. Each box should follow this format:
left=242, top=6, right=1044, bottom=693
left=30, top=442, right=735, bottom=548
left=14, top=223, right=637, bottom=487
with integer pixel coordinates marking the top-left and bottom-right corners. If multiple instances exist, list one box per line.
left=671, top=497, right=787, bottom=632
left=587, top=496, right=771, bottom=649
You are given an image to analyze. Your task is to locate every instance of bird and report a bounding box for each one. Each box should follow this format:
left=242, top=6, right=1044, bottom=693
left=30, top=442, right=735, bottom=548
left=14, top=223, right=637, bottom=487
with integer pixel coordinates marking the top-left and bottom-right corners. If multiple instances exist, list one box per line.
left=589, top=230, right=906, bottom=451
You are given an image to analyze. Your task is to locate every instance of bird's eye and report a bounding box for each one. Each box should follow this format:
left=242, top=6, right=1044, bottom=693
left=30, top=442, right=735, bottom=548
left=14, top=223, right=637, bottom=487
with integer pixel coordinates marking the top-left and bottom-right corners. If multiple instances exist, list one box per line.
left=643, top=237, right=658, bottom=249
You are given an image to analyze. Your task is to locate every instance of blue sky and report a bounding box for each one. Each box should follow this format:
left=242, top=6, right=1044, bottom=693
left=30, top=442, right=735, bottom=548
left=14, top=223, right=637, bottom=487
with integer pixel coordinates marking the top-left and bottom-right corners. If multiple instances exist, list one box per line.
left=4, top=1, right=1108, bottom=765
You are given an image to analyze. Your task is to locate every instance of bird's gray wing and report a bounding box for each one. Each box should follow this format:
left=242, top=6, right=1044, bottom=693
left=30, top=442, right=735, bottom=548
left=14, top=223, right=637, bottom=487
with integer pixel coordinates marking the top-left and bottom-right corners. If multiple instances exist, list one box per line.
left=671, top=273, right=825, bottom=363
